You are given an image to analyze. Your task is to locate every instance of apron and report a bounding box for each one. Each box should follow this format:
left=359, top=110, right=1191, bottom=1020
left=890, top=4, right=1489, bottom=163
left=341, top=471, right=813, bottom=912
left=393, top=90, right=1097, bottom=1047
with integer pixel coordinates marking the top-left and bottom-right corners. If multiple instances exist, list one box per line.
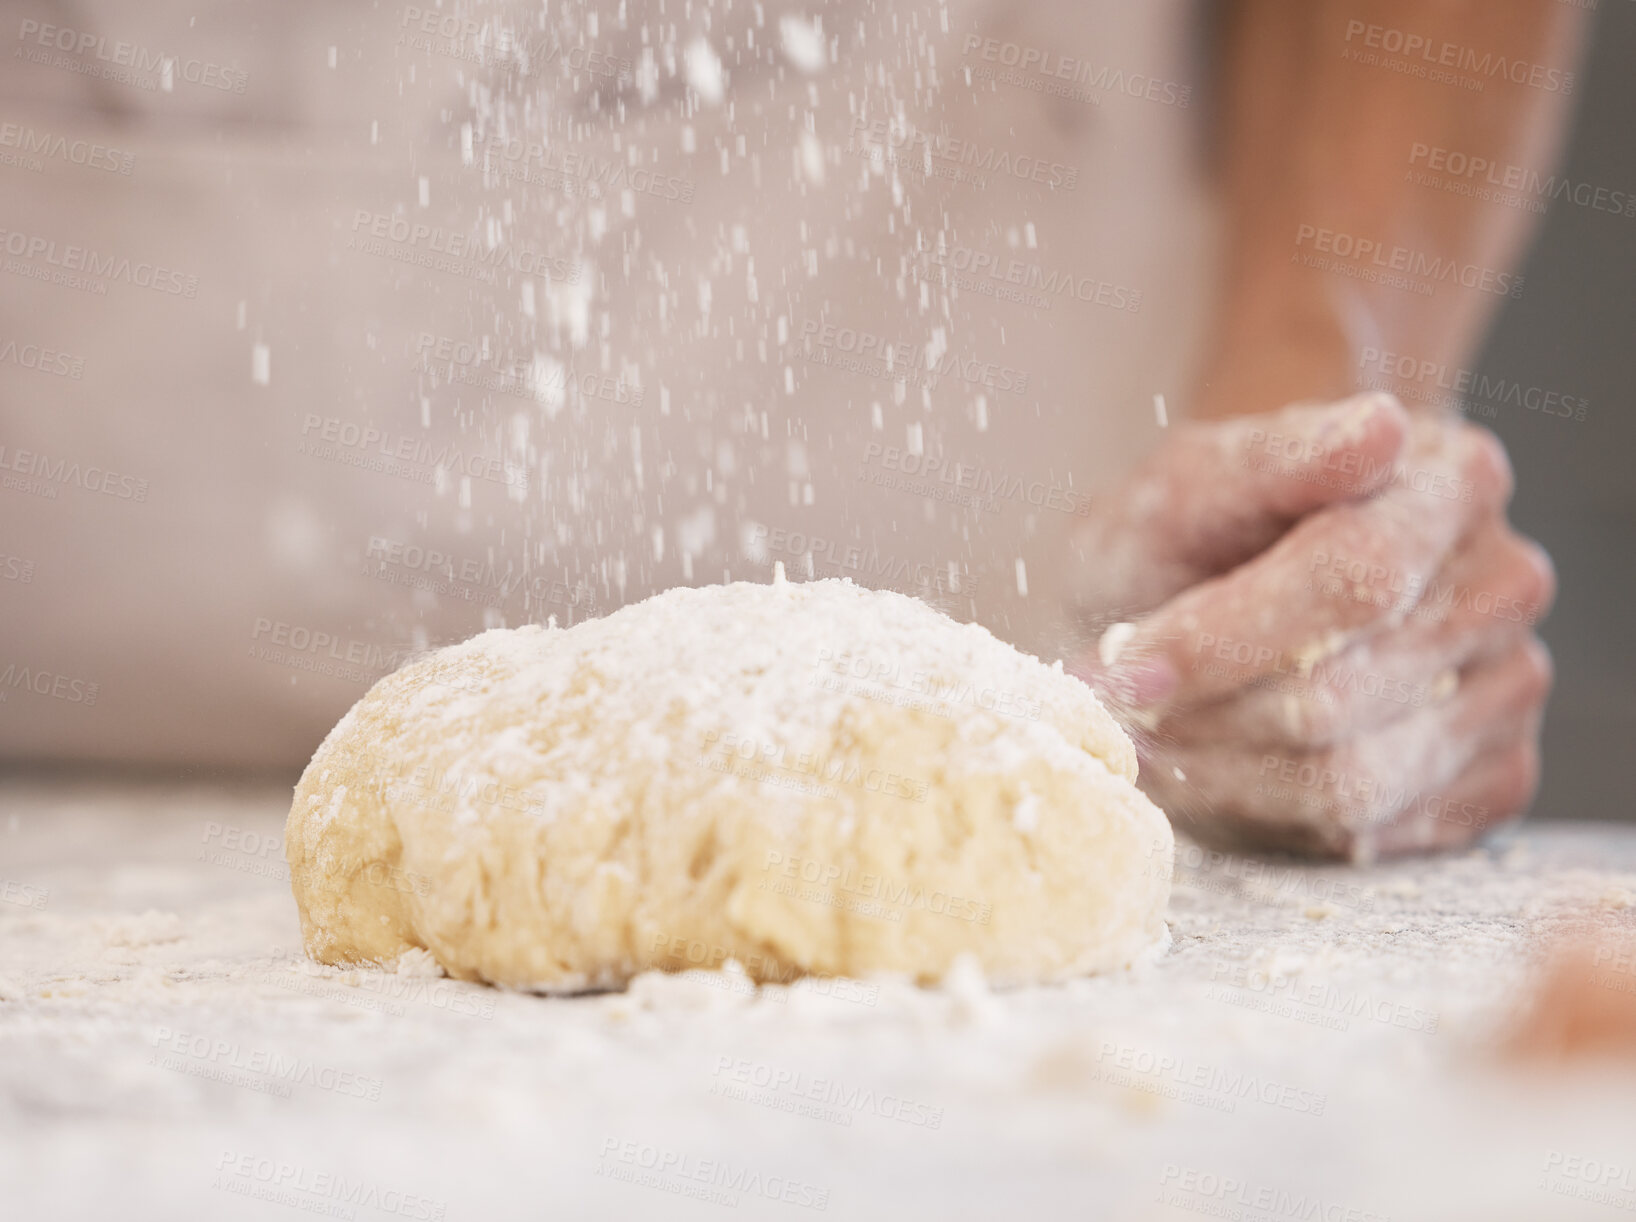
left=0, top=0, right=1218, bottom=765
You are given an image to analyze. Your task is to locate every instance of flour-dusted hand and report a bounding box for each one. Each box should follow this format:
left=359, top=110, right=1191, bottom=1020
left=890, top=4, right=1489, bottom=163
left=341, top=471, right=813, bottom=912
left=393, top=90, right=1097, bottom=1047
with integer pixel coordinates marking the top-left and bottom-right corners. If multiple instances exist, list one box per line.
left=1070, top=395, right=1555, bottom=861
left=1064, top=394, right=1413, bottom=631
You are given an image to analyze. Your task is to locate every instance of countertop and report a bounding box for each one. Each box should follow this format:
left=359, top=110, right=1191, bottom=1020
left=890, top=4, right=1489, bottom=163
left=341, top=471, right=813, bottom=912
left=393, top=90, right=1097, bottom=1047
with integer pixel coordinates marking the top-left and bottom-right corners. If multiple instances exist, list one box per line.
left=3, top=777, right=1634, bottom=1221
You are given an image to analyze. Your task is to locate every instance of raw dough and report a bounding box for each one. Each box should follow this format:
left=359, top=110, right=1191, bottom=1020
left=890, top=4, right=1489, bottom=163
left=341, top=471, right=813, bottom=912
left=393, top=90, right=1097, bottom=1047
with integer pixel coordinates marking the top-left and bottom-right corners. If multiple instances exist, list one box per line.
left=286, top=576, right=1173, bottom=990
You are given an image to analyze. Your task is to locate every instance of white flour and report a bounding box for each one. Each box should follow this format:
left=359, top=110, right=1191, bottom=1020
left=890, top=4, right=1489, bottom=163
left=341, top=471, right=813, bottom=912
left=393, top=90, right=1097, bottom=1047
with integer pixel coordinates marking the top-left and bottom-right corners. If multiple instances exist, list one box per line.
left=5, top=779, right=1636, bottom=1220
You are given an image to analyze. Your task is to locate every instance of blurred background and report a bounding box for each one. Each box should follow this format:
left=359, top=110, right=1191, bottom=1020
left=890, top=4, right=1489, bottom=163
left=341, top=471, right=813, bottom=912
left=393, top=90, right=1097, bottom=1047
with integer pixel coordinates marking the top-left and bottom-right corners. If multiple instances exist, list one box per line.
left=0, top=0, right=1630, bottom=826
left=1474, top=5, right=1636, bottom=823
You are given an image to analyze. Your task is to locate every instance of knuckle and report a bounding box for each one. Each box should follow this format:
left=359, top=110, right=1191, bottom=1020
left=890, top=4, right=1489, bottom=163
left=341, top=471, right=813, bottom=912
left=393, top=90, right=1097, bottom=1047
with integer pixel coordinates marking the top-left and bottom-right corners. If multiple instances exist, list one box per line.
left=1179, top=421, right=1229, bottom=471
left=1461, top=426, right=1515, bottom=505
left=1519, top=637, right=1555, bottom=703
left=1375, top=394, right=1411, bottom=441
left=1284, top=684, right=1350, bottom=745
left=1512, top=535, right=1558, bottom=617
left=1314, top=743, right=1370, bottom=815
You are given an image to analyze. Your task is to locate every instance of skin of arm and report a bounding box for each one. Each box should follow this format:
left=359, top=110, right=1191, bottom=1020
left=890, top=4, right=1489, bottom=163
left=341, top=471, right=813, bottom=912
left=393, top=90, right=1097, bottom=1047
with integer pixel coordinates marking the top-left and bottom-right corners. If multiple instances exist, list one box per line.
left=1067, top=1, right=1588, bottom=857
left=1192, top=0, right=1589, bottom=421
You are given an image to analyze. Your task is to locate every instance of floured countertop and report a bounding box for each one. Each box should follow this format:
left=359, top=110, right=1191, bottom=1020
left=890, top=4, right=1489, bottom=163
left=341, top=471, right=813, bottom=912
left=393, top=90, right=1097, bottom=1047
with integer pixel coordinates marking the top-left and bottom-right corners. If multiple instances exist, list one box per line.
left=3, top=777, right=1635, bottom=1221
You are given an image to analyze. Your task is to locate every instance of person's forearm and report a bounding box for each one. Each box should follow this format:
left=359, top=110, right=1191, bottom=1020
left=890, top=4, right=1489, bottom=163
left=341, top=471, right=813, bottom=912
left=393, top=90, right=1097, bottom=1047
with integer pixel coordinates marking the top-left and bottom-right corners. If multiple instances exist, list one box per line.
left=1191, top=0, right=1589, bottom=421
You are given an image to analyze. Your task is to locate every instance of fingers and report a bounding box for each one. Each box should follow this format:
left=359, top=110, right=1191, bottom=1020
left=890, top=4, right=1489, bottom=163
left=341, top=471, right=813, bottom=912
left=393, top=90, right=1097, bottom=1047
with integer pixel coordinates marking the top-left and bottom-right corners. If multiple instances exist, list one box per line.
left=1308, top=516, right=1553, bottom=639
left=1096, top=418, right=1515, bottom=721
left=1404, top=635, right=1551, bottom=762
left=1368, top=737, right=1540, bottom=859
left=1162, top=521, right=1556, bottom=748
left=1138, top=637, right=1552, bottom=860
left=1157, top=392, right=1413, bottom=568
left=1066, top=393, right=1409, bottom=617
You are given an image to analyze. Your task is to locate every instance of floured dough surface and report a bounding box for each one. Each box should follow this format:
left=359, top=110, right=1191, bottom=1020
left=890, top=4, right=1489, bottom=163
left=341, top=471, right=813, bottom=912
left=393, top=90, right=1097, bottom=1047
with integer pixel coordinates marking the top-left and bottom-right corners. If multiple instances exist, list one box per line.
left=286, top=577, right=1173, bottom=990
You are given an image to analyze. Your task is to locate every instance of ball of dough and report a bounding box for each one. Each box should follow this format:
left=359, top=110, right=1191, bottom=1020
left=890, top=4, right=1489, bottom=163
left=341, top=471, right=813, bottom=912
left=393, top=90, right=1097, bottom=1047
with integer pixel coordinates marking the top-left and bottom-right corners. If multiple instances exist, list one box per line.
left=286, top=577, right=1173, bottom=990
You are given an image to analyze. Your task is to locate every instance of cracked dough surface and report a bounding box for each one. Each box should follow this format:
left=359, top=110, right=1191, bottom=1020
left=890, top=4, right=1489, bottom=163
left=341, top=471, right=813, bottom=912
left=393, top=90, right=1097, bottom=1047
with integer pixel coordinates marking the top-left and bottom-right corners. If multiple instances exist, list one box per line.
left=286, top=577, right=1172, bottom=989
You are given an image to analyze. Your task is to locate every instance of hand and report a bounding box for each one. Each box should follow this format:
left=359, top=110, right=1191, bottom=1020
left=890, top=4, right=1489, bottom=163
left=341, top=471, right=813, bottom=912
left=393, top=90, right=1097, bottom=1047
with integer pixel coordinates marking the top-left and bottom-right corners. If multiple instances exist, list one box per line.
left=1067, top=393, right=1555, bottom=861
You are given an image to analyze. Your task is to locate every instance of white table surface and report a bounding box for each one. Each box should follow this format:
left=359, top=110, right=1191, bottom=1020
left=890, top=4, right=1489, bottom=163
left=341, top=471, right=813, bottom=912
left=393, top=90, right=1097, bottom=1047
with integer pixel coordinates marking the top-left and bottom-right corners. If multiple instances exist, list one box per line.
left=3, top=777, right=1634, bottom=1221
